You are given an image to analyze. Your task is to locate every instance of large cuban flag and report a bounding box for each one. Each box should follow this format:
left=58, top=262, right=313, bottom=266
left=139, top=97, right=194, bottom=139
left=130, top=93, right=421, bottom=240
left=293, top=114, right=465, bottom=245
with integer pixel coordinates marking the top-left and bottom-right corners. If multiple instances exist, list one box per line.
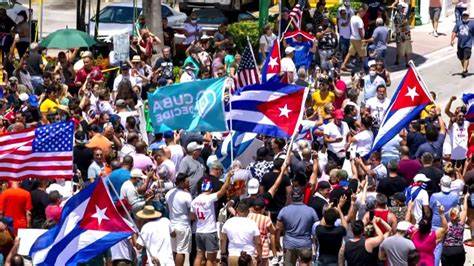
left=369, top=64, right=433, bottom=154
left=227, top=81, right=307, bottom=138
left=30, top=179, right=135, bottom=266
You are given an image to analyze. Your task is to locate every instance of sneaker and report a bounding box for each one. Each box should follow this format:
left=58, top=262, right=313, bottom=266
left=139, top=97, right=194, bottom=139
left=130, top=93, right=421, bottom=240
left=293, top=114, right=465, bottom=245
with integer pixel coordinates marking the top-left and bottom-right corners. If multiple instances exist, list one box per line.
left=434, top=31, right=439, bottom=37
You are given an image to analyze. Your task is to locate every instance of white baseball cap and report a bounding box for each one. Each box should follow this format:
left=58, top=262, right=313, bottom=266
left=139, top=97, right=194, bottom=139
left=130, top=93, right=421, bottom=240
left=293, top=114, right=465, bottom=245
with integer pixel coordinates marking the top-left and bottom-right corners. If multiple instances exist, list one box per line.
left=247, top=178, right=260, bottom=195
left=440, top=175, right=452, bottom=193
left=285, top=46, right=295, bottom=54
left=187, top=141, right=204, bottom=153
left=19, top=93, right=29, bottom=102
left=397, top=221, right=411, bottom=231
left=413, top=173, right=430, bottom=183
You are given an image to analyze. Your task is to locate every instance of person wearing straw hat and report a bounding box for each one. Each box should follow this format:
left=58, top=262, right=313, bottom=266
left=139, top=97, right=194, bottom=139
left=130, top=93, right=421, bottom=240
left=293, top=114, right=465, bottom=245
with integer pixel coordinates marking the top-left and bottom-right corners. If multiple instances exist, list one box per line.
left=136, top=205, right=174, bottom=266
left=179, top=63, right=197, bottom=83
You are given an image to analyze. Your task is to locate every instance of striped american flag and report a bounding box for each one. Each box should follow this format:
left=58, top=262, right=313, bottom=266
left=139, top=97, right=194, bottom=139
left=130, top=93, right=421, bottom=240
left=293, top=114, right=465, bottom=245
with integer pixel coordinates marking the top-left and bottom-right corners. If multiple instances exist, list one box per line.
left=289, top=0, right=305, bottom=30
left=0, top=121, right=74, bottom=180
left=233, top=44, right=260, bottom=90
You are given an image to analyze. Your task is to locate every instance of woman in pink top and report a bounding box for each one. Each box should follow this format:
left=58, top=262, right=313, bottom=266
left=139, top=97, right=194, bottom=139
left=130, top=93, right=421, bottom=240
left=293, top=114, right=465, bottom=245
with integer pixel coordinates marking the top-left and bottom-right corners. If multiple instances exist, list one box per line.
left=406, top=203, right=448, bottom=266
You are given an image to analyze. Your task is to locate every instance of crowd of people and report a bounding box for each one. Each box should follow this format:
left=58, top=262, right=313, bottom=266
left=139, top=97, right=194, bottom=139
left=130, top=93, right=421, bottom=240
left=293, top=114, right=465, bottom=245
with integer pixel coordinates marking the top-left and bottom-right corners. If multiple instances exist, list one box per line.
left=0, top=0, right=473, bottom=265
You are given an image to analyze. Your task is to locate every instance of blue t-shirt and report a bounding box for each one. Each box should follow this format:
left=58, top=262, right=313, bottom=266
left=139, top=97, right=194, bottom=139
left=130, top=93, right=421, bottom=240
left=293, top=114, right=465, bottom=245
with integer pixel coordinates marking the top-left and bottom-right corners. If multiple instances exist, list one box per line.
left=107, top=168, right=131, bottom=201
left=453, top=20, right=474, bottom=48
left=415, top=133, right=445, bottom=159
left=277, top=202, right=318, bottom=249
left=372, top=26, right=389, bottom=50
left=286, top=39, right=313, bottom=69
left=429, top=191, right=459, bottom=227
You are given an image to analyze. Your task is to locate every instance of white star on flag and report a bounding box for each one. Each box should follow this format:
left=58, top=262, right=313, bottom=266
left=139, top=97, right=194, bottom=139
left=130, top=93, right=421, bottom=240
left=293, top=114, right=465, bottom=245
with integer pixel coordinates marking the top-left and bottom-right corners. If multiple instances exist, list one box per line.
left=268, top=57, right=279, bottom=69
left=92, top=206, right=109, bottom=226
left=279, top=104, right=292, bottom=118
left=405, top=86, right=419, bottom=101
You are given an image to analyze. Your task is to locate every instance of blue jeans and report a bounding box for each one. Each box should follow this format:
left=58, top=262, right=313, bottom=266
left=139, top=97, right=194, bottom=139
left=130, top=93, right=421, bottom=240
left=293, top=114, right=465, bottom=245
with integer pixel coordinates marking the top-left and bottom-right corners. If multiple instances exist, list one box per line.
left=339, top=36, right=350, bottom=58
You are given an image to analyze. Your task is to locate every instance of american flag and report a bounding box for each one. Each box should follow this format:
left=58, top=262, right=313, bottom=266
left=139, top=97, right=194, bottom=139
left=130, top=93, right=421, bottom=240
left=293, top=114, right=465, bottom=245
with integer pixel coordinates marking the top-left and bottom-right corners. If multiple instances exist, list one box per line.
left=289, top=0, right=305, bottom=30
left=233, top=43, right=260, bottom=90
left=0, top=121, right=74, bottom=180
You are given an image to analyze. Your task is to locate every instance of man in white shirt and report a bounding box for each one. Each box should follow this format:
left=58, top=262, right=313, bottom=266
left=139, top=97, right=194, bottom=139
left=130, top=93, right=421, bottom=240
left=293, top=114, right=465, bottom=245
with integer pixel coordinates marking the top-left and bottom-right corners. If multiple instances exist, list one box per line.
left=165, top=173, right=192, bottom=266
left=113, top=64, right=138, bottom=98
left=180, top=64, right=197, bottom=83
left=355, top=151, right=388, bottom=181
left=281, top=47, right=297, bottom=83
left=446, top=111, right=469, bottom=164
left=190, top=172, right=231, bottom=266
left=164, top=131, right=185, bottom=170
left=136, top=206, right=175, bottom=266
left=221, top=202, right=261, bottom=264
left=337, top=1, right=354, bottom=58
left=341, top=6, right=367, bottom=71
left=362, top=63, right=386, bottom=102
left=120, top=168, right=147, bottom=214
left=405, top=174, right=430, bottom=223
left=324, top=109, right=350, bottom=165
left=366, top=85, right=390, bottom=127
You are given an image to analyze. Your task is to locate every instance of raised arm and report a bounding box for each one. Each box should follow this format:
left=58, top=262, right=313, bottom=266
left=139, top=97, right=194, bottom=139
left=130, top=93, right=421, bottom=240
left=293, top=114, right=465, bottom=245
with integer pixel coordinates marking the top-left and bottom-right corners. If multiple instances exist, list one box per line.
left=435, top=205, right=448, bottom=243
left=444, top=96, right=456, bottom=118
left=268, top=158, right=290, bottom=197
left=216, top=170, right=232, bottom=199
left=460, top=193, right=469, bottom=225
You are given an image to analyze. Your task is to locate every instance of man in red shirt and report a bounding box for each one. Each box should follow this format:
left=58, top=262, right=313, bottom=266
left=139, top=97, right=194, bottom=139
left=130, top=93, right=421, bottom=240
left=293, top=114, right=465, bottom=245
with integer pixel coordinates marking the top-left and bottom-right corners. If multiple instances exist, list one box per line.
left=74, top=52, right=104, bottom=89
left=0, top=181, right=32, bottom=234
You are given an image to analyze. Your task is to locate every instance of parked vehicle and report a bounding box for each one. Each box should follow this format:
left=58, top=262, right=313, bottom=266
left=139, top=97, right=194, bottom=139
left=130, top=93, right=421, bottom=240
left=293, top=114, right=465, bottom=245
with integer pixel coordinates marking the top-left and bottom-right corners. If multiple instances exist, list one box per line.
left=88, top=2, right=186, bottom=42
left=179, top=0, right=257, bottom=13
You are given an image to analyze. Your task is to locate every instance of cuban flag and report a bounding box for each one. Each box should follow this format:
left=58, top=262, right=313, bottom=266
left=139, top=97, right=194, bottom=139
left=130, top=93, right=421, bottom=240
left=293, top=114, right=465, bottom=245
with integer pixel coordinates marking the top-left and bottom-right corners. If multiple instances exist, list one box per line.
left=370, top=65, right=433, bottom=154
left=227, top=81, right=307, bottom=138
left=30, top=179, right=134, bottom=265
left=261, top=40, right=281, bottom=83
left=296, top=120, right=316, bottom=141
left=216, top=131, right=264, bottom=170
left=462, top=93, right=474, bottom=122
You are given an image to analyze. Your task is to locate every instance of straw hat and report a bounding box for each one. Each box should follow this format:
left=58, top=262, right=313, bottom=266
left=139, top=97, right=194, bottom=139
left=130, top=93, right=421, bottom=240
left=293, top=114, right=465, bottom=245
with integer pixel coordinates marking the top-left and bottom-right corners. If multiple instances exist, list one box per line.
left=136, top=205, right=162, bottom=220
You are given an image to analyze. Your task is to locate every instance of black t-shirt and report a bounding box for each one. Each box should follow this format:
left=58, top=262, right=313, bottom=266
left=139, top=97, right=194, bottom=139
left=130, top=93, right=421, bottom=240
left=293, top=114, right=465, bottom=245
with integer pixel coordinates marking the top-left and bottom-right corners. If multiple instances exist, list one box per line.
left=0, top=16, right=15, bottom=33
left=315, top=225, right=347, bottom=261
left=376, top=175, right=408, bottom=201
left=307, top=195, right=328, bottom=220
left=419, top=166, right=444, bottom=195
left=330, top=186, right=352, bottom=214
left=407, top=131, right=426, bottom=159
left=73, top=145, right=94, bottom=180
left=261, top=171, right=291, bottom=213
left=30, top=189, right=49, bottom=228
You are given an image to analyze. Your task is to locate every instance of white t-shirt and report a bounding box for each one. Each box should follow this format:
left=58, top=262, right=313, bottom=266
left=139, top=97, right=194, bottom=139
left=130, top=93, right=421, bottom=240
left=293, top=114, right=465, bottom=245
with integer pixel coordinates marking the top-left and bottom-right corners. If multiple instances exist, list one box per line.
left=410, top=187, right=429, bottom=223
left=165, top=188, right=192, bottom=229
left=191, top=193, right=219, bottom=233
left=353, top=129, right=374, bottom=157
left=350, top=15, right=364, bottom=40
left=168, top=144, right=184, bottom=170
left=337, top=8, right=354, bottom=39
left=120, top=180, right=142, bottom=207
left=221, top=217, right=260, bottom=257
left=281, top=57, right=297, bottom=82
left=117, top=110, right=139, bottom=129
left=113, top=74, right=138, bottom=92
left=363, top=75, right=386, bottom=102
left=366, top=97, right=389, bottom=126
left=449, top=121, right=469, bottom=160
left=137, top=218, right=175, bottom=266
left=46, top=180, right=74, bottom=200
left=110, top=238, right=134, bottom=262
left=324, top=121, right=350, bottom=158
left=259, top=33, right=277, bottom=53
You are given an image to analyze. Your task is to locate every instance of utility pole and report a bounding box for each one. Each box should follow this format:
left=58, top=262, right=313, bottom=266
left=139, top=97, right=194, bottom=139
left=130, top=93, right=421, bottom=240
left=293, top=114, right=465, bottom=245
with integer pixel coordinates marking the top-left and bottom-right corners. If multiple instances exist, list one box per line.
left=143, top=0, right=164, bottom=55
left=94, top=0, right=101, bottom=39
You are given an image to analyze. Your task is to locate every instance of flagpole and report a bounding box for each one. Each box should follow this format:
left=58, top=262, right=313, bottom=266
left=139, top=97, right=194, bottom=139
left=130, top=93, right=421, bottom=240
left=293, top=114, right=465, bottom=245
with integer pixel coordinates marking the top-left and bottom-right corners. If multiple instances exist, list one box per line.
left=408, top=60, right=436, bottom=103
left=246, top=36, right=261, bottom=79
left=278, top=0, right=282, bottom=41
left=229, top=86, right=234, bottom=164
left=279, top=17, right=294, bottom=42
left=104, top=178, right=157, bottom=264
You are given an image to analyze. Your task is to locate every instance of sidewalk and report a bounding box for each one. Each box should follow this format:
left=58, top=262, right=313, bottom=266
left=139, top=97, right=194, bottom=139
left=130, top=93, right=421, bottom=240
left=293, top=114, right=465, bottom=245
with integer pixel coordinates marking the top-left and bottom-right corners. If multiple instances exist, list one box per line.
left=384, top=14, right=456, bottom=73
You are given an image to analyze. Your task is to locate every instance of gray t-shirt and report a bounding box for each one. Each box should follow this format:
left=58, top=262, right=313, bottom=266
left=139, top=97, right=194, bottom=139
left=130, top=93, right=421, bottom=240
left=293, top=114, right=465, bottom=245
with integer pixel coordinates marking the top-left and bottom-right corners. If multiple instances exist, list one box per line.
left=277, top=203, right=319, bottom=249
left=380, top=235, right=415, bottom=265
left=178, top=155, right=205, bottom=197
left=372, top=26, right=389, bottom=50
